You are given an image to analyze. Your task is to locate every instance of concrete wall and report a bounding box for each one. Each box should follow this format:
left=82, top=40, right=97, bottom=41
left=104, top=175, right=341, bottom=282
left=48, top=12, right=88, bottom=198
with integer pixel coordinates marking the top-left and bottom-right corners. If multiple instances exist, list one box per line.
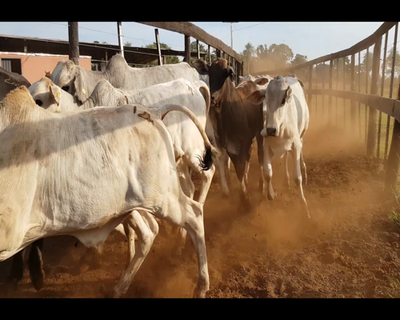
left=0, top=52, right=91, bottom=84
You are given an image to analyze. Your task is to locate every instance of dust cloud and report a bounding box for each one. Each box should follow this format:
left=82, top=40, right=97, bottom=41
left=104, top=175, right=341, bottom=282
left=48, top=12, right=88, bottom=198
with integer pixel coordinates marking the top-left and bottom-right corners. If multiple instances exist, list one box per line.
left=0, top=105, right=399, bottom=298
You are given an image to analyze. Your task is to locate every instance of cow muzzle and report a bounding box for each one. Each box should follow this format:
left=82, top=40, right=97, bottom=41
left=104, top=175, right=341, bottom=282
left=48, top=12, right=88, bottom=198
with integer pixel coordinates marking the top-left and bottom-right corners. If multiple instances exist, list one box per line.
left=266, top=127, right=277, bottom=137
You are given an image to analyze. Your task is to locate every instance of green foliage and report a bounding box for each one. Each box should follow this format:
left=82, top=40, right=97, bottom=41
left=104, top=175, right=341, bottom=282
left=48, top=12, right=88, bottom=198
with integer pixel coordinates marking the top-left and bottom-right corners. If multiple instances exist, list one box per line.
left=241, top=42, right=302, bottom=74
left=189, top=41, right=216, bottom=64
left=144, top=42, right=179, bottom=64
left=384, top=48, right=400, bottom=78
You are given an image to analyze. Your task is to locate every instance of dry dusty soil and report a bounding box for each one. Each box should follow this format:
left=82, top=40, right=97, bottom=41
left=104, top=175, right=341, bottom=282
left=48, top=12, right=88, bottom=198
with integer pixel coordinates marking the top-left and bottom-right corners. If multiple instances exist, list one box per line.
left=1, top=121, right=400, bottom=298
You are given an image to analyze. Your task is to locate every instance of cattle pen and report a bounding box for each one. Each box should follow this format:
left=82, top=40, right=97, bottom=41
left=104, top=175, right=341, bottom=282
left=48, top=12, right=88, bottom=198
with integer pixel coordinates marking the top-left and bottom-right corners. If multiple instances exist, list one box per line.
left=1, top=21, right=400, bottom=299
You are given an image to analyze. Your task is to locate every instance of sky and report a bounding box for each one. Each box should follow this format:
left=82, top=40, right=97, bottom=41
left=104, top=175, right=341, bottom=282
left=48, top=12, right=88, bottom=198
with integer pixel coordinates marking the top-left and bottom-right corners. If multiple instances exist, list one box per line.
left=0, top=21, right=390, bottom=62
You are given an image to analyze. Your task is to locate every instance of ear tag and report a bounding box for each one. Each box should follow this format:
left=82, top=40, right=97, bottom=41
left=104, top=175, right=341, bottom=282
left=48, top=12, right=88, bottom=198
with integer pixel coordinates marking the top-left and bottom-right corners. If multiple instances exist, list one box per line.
left=57, top=92, right=60, bottom=98
left=82, top=88, right=86, bottom=94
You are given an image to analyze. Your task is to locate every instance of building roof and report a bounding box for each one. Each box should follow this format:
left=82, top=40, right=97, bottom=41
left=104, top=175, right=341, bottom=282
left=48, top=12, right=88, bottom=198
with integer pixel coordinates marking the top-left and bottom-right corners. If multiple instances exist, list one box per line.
left=0, top=34, right=206, bottom=66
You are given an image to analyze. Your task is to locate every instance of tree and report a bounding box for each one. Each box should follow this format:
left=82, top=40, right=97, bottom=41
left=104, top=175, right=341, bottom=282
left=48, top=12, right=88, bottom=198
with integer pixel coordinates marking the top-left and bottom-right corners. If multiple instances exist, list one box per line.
left=189, top=41, right=216, bottom=63
left=144, top=42, right=179, bottom=64
left=291, top=54, right=308, bottom=66
left=385, top=48, right=400, bottom=79
left=242, top=42, right=255, bottom=74
left=124, top=42, right=132, bottom=47
left=268, top=43, right=294, bottom=67
left=361, top=51, right=373, bottom=75
left=256, top=44, right=269, bottom=60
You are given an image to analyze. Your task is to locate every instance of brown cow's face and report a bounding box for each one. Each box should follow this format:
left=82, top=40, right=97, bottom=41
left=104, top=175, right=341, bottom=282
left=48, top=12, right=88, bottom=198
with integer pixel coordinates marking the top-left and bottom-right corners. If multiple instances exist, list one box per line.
left=193, top=58, right=235, bottom=95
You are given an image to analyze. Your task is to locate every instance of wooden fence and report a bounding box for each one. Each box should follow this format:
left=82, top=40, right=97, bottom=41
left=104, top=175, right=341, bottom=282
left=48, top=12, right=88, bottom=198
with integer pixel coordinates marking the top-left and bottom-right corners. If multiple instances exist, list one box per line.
left=137, top=22, right=244, bottom=84
left=252, top=21, right=400, bottom=194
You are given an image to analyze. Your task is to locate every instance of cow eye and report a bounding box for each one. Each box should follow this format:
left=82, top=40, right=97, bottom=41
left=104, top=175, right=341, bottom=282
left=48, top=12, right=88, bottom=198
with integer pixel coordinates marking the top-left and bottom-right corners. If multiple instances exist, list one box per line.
left=62, top=86, right=70, bottom=92
left=35, top=99, right=43, bottom=106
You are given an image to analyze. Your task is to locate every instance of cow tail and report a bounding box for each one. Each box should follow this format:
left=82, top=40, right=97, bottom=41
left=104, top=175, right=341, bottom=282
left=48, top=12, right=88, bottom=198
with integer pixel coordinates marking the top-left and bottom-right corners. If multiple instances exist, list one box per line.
left=161, top=104, right=220, bottom=171
left=198, top=83, right=211, bottom=116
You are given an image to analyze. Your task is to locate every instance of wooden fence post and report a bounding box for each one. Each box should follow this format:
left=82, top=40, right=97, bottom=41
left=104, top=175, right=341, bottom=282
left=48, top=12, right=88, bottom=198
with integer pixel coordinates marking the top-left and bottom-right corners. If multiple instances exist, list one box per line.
left=308, top=65, right=313, bottom=107
left=117, top=21, right=124, bottom=58
left=196, top=40, right=200, bottom=60
left=68, top=21, right=79, bottom=65
left=184, top=35, right=191, bottom=63
left=366, top=38, right=382, bottom=157
left=155, top=28, right=162, bottom=66
left=350, top=54, right=356, bottom=125
left=329, top=60, right=333, bottom=120
left=384, top=83, right=400, bottom=195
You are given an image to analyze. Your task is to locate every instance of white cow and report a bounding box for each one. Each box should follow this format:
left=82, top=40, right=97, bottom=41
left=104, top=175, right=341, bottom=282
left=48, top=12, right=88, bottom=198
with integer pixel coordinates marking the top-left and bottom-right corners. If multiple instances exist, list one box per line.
left=247, top=75, right=310, bottom=219
left=50, top=54, right=231, bottom=207
left=0, top=86, right=215, bottom=298
left=29, top=76, right=215, bottom=254
left=29, top=76, right=215, bottom=205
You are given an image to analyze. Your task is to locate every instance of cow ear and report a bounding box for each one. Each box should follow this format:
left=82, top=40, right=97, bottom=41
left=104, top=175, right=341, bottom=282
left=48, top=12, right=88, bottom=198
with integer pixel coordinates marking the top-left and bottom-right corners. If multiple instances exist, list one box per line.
left=50, top=85, right=61, bottom=106
left=298, top=79, right=305, bottom=88
left=246, top=89, right=266, bottom=105
left=73, top=68, right=88, bottom=104
left=227, top=67, right=235, bottom=81
left=254, top=77, right=269, bottom=86
left=192, top=59, right=209, bottom=75
left=282, top=86, right=293, bottom=104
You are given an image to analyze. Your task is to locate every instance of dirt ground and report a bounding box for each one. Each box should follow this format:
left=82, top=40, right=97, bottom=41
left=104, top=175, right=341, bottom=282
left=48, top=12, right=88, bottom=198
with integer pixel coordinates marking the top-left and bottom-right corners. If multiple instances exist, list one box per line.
left=1, top=118, right=400, bottom=298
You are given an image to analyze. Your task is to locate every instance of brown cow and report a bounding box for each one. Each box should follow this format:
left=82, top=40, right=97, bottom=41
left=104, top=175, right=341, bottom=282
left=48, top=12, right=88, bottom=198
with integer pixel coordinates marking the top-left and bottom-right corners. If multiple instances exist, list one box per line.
left=193, top=59, right=268, bottom=210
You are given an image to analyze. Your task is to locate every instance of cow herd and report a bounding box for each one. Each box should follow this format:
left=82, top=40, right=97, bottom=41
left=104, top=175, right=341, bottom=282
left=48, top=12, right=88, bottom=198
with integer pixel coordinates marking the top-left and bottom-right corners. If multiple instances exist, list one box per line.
left=0, top=54, right=310, bottom=298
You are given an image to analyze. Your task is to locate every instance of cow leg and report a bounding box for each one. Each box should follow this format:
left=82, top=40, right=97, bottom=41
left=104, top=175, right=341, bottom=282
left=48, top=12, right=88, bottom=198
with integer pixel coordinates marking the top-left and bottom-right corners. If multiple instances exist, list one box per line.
left=217, top=149, right=231, bottom=197
left=123, top=219, right=136, bottom=267
left=256, top=133, right=265, bottom=194
left=300, top=150, right=307, bottom=185
left=171, top=161, right=195, bottom=255
left=112, top=211, right=159, bottom=298
left=292, top=142, right=311, bottom=219
left=263, top=141, right=276, bottom=200
left=230, top=153, right=252, bottom=211
left=156, top=194, right=209, bottom=298
left=195, top=164, right=216, bottom=205
left=78, top=246, right=103, bottom=273
left=177, top=160, right=195, bottom=199
left=285, top=152, right=291, bottom=188
left=28, top=239, right=45, bottom=291
left=244, top=140, right=254, bottom=186
left=7, top=250, right=24, bottom=285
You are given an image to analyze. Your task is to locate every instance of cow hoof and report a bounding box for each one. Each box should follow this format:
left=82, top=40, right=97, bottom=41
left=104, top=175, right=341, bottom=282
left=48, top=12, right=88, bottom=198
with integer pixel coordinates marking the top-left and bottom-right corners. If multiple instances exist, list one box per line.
left=192, top=285, right=208, bottom=298
left=30, top=270, right=45, bottom=291
left=267, top=192, right=276, bottom=201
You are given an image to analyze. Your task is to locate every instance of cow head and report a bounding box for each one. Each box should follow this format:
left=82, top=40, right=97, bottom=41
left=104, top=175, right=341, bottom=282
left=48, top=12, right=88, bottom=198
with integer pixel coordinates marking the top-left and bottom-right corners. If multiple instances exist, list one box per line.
left=247, top=75, right=293, bottom=138
left=192, top=58, right=235, bottom=95
left=28, top=77, right=63, bottom=111
left=50, top=60, right=78, bottom=95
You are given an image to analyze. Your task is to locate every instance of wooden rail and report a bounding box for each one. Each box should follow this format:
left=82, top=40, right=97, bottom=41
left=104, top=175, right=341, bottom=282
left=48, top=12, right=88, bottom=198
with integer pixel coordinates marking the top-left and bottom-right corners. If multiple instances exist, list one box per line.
left=138, top=22, right=243, bottom=63
left=305, top=89, right=400, bottom=122
left=252, top=22, right=397, bottom=76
